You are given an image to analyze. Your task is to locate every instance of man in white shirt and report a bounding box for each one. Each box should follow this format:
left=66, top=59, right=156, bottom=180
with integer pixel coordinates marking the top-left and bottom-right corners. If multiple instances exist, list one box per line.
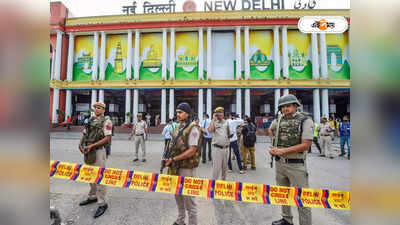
left=227, top=113, right=245, bottom=174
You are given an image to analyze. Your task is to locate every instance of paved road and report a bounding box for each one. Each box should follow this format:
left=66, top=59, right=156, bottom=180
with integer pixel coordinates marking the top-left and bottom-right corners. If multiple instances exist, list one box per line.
left=50, top=133, right=350, bottom=225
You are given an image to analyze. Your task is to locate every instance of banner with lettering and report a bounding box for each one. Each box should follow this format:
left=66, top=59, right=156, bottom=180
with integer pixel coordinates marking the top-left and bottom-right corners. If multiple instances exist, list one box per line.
left=326, top=31, right=350, bottom=80
left=249, top=30, right=274, bottom=80
left=287, top=30, right=312, bottom=79
left=105, top=34, right=129, bottom=81
left=175, top=32, right=199, bottom=80
left=73, top=35, right=97, bottom=81
left=50, top=160, right=351, bottom=210
left=140, top=33, right=162, bottom=80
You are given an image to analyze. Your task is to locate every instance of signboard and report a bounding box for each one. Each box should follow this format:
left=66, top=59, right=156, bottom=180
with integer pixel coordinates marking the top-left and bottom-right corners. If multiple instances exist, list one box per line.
left=326, top=31, right=350, bottom=80
left=287, top=30, right=312, bottom=79
left=73, top=36, right=98, bottom=81
left=140, top=33, right=162, bottom=80
left=175, top=32, right=199, bottom=80
left=249, top=30, right=274, bottom=80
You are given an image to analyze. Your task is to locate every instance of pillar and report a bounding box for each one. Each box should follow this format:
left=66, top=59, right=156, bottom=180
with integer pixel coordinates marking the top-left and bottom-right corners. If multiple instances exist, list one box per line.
left=52, top=88, right=60, bottom=123
left=235, top=26, right=242, bottom=80
left=311, top=33, right=320, bottom=80
left=65, top=90, right=72, bottom=121
left=169, top=89, right=174, bottom=119
left=54, top=30, right=63, bottom=80
left=127, top=30, right=133, bottom=80
left=206, top=88, right=212, bottom=118
left=244, top=89, right=250, bottom=117
left=125, top=89, right=131, bottom=124
left=321, top=89, right=329, bottom=118
left=283, top=89, right=289, bottom=96
left=91, top=90, right=97, bottom=107
left=51, top=50, right=56, bottom=80
left=198, top=28, right=203, bottom=80
left=98, top=90, right=104, bottom=103
left=133, top=89, right=139, bottom=122
left=66, top=33, right=74, bottom=81
left=170, top=28, right=175, bottom=80
left=313, top=89, right=321, bottom=123
left=320, top=33, right=328, bottom=79
left=282, top=26, right=289, bottom=79
left=198, top=89, right=204, bottom=121
left=244, top=26, right=250, bottom=80
left=274, top=89, right=280, bottom=114
left=92, top=32, right=99, bottom=80
left=161, top=89, right=166, bottom=124
left=207, top=27, right=212, bottom=80
left=162, top=28, right=167, bottom=80
left=273, top=26, right=281, bottom=79
left=236, top=89, right=242, bottom=118
left=99, top=31, right=106, bottom=80
left=134, top=30, right=140, bottom=80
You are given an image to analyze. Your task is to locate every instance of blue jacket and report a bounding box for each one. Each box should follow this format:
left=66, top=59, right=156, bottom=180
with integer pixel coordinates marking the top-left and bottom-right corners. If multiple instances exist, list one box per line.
left=339, top=122, right=351, bottom=136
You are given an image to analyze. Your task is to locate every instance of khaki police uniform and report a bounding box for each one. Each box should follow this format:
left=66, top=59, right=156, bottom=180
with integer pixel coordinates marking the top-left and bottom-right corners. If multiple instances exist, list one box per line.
left=133, top=120, right=147, bottom=159
left=168, top=122, right=201, bottom=225
left=319, top=122, right=334, bottom=157
left=211, top=119, right=230, bottom=180
left=82, top=116, right=112, bottom=205
left=269, top=113, right=313, bottom=225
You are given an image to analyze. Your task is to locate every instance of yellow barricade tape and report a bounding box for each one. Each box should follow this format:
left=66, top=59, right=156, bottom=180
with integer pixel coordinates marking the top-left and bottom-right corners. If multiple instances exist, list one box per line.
left=50, top=160, right=350, bottom=210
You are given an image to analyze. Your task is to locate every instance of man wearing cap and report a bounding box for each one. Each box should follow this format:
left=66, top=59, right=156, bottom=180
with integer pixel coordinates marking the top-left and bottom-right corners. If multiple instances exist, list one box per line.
left=163, top=102, right=201, bottom=225
left=208, top=107, right=231, bottom=180
left=319, top=116, right=334, bottom=158
left=129, top=113, right=149, bottom=162
left=78, top=102, right=112, bottom=218
left=268, top=94, right=313, bottom=225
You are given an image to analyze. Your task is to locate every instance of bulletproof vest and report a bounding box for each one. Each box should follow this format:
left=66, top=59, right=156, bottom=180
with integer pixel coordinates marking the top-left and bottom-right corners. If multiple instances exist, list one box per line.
left=277, top=113, right=307, bottom=159
left=168, top=122, right=202, bottom=175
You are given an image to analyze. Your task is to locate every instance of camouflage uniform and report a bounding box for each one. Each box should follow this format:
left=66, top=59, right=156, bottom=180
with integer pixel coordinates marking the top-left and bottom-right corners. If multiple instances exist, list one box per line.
left=168, top=121, right=202, bottom=225
left=269, top=112, right=313, bottom=225
left=82, top=115, right=112, bottom=206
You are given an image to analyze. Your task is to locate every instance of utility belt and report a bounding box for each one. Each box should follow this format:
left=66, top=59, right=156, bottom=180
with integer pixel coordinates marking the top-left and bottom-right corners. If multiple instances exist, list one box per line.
left=136, top=134, right=144, bottom=136
left=321, top=134, right=331, bottom=136
left=275, top=156, right=304, bottom=164
left=213, top=144, right=229, bottom=149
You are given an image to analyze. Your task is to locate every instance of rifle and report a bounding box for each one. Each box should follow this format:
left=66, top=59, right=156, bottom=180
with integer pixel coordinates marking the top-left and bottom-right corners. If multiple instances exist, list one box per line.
left=271, top=111, right=282, bottom=168
left=160, top=120, right=190, bottom=174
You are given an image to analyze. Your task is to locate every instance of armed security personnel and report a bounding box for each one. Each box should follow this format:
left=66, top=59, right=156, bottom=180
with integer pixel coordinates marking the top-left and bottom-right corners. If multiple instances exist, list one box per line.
left=78, top=102, right=112, bottom=218
left=268, top=95, right=313, bottom=225
left=164, top=102, right=202, bottom=225
left=208, top=107, right=231, bottom=180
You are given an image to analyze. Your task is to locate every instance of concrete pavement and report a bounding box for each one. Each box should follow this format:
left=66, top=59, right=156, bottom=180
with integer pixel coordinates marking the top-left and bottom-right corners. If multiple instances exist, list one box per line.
left=50, top=133, right=350, bottom=225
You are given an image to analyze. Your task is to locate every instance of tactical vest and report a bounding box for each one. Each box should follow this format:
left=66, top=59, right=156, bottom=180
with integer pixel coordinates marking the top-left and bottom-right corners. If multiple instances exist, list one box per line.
left=277, top=113, right=307, bottom=159
left=168, top=122, right=202, bottom=175
left=83, top=116, right=108, bottom=164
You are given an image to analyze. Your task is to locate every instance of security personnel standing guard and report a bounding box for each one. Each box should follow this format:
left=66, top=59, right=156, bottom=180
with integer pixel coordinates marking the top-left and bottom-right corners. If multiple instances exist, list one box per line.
left=129, top=113, right=149, bottom=162
left=208, top=107, right=231, bottom=180
left=164, top=102, right=202, bottom=225
left=319, top=116, right=334, bottom=158
left=78, top=102, right=112, bottom=218
left=268, top=95, right=313, bottom=225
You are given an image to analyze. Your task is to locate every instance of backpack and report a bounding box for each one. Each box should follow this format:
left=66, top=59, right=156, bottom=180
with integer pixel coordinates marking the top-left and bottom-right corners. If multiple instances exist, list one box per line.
left=243, top=123, right=257, bottom=147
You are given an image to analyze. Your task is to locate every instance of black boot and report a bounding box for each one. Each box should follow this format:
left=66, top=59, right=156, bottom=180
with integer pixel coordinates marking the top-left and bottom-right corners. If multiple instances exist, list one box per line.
left=94, top=204, right=108, bottom=218
left=79, top=198, right=97, bottom=206
left=271, top=218, right=293, bottom=225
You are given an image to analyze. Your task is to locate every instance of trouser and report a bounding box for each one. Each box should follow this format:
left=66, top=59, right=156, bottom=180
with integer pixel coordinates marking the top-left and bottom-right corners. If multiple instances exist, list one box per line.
left=175, top=168, right=197, bottom=225
left=228, top=140, right=243, bottom=171
left=164, top=139, right=171, bottom=151
left=212, top=146, right=228, bottom=180
left=320, top=136, right=333, bottom=157
left=275, top=160, right=311, bottom=225
left=340, top=136, right=351, bottom=155
left=312, top=137, right=322, bottom=153
left=241, top=145, right=255, bottom=169
left=134, top=135, right=146, bottom=159
left=202, top=138, right=212, bottom=162
left=87, top=148, right=107, bottom=205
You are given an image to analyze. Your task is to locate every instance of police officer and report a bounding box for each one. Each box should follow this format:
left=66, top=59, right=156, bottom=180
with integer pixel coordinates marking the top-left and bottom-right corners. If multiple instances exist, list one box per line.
left=164, top=102, right=201, bottom=225
left=129, top=113, right=149, bottom=162
left=208, top=107, right=231, bottom=180
left=78, top=102, right=112, bottom=218
left=319, top=116, right=334, bottom=158
left=268, top=95, right=313, bottom=225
